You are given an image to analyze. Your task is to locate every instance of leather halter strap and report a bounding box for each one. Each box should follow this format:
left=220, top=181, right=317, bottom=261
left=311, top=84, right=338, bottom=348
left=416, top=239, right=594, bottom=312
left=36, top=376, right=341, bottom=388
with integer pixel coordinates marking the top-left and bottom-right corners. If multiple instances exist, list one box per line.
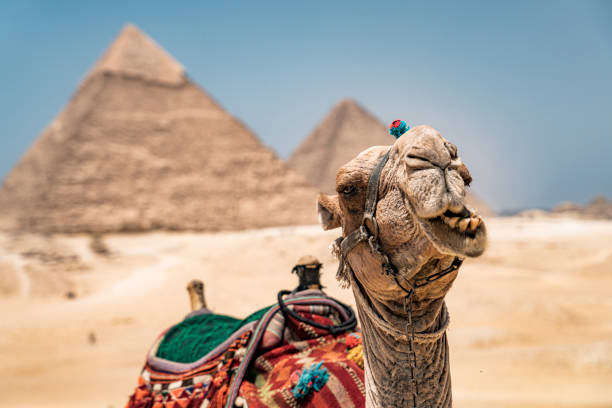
left=337, top=149, right=394, bottom=273
left=335, top=147, right=463, bottom=292
left=364, top=149, right=391, bottom=224
left=342, top=148, right=391, bottom=250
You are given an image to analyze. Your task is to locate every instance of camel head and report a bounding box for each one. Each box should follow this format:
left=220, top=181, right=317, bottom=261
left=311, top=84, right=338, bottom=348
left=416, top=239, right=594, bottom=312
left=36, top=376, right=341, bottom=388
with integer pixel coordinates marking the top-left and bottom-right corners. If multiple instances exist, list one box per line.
left=317, top=124, right=487, bottom=299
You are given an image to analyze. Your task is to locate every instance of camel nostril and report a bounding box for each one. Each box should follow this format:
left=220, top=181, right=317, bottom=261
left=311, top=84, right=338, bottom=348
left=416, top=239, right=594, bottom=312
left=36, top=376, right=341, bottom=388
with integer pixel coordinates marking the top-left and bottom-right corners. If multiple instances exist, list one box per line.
left=456, top=164, right=472, bottom=186
left=444, top=142, right=458, bottom=159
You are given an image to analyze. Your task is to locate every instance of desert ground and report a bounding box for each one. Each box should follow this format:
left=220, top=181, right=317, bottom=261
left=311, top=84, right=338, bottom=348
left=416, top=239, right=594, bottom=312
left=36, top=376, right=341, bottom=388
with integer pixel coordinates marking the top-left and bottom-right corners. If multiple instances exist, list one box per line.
left=1, top=217, right=611, bottom=408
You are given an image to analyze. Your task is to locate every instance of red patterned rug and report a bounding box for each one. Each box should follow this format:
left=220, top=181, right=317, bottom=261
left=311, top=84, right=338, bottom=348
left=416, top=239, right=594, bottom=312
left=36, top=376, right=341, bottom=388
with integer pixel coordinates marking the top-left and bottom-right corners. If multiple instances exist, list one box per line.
left=125, top=292, right=365, bottom=408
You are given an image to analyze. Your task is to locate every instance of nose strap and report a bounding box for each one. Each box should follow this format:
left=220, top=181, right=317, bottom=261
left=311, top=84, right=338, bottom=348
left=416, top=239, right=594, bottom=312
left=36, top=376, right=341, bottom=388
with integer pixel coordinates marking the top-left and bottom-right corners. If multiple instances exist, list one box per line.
left=340, top=225, right=370, bottom=256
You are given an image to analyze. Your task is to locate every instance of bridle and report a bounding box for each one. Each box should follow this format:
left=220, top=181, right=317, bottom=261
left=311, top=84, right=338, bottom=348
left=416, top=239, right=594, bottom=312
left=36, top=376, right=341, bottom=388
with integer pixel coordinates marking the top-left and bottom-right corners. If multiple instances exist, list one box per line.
left=333, top=148, right=463, bottom=296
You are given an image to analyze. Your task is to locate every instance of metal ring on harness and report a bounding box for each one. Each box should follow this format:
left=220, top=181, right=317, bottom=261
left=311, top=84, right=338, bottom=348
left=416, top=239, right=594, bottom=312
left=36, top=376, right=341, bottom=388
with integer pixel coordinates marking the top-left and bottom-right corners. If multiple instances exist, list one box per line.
left=363, top=213, right=379, bottom=241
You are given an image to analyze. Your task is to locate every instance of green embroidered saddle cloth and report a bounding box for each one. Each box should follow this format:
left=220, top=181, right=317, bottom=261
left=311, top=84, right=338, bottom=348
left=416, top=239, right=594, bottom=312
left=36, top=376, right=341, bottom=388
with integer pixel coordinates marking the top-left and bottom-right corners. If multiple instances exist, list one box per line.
left=156, top=306, right=271, bottom=363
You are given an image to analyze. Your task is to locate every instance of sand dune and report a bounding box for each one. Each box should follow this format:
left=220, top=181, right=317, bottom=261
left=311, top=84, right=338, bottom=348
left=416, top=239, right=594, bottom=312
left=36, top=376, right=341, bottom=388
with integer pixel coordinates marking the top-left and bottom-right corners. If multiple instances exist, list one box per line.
left=0, top=217, right=611, bottom=407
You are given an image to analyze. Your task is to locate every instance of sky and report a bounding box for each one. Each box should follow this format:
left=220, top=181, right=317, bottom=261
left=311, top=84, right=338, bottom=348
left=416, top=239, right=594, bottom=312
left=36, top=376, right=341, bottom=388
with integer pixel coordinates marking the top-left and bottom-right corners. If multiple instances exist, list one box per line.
left=1, top=1, right=610, bottom=212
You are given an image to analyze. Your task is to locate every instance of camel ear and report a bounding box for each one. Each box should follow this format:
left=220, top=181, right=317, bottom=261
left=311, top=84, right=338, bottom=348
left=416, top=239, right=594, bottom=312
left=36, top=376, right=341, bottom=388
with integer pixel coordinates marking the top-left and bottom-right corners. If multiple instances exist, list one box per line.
left=317, top=193, right=342, bottom=230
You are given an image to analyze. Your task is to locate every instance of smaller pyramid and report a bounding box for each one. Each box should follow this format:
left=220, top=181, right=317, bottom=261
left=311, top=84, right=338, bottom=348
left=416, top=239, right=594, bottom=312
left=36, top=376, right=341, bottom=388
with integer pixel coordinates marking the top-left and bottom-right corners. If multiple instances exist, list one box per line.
left=288, top=99, right=389, bottom=194
left=288, top=99, right=493, bottom=216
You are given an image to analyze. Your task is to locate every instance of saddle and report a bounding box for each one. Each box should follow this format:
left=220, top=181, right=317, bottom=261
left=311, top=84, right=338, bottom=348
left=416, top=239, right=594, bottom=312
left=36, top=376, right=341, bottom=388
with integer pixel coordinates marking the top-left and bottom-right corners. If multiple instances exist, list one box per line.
left=125, top=289, right=365, bottom=408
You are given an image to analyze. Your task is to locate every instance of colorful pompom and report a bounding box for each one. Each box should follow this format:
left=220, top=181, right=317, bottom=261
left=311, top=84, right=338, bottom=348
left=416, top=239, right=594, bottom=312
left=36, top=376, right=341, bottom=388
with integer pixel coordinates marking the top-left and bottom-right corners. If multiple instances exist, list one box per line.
left=389, top=119, right=409, bottom=138
left=292, top=361, right=329, bottom=399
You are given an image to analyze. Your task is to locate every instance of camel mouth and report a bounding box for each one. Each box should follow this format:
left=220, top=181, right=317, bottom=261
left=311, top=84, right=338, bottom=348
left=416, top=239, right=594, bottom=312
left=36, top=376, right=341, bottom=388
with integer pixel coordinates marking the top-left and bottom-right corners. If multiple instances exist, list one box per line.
left=417, top=205, right=487, bottom=257
left=438, top=206, right=482, bottom=236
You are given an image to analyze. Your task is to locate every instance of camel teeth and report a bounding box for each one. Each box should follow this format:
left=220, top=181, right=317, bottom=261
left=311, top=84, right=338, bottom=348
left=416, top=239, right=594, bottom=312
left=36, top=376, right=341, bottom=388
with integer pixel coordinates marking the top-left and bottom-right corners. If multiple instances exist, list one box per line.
left=445, top=216, right=460, bottom=228
left=458, top=218, right=470, bottom=232
left=469, top=216, right=481, bottom=231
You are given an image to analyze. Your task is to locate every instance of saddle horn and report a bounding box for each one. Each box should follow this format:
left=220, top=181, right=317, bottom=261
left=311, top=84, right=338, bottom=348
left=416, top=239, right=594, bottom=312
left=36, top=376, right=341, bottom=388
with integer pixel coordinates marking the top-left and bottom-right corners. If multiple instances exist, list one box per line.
left=186, top=279, right=207, bottom=311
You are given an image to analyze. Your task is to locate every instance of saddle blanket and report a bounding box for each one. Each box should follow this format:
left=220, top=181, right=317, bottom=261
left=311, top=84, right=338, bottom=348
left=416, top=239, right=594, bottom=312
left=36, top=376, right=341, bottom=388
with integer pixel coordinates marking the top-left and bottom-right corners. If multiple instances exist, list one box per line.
left=125, top=291, right=365, bottom=408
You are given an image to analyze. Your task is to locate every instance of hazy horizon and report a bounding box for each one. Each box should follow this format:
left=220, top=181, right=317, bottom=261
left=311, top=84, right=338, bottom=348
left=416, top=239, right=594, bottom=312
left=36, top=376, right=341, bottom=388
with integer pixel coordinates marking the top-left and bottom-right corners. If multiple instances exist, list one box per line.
left=1, top=1, right=611, bottom=212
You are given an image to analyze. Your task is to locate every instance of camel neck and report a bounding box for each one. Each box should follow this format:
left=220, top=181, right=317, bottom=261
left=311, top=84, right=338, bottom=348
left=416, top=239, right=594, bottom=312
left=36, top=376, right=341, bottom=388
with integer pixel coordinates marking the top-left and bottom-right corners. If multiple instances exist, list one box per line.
left=350, top=271, right=454, bottom=408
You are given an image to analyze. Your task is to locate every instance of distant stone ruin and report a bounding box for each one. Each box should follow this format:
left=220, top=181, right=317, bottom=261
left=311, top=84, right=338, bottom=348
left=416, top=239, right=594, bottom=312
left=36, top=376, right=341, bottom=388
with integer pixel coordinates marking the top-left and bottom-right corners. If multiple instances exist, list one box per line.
left=551, top=196, right=612, bottom=220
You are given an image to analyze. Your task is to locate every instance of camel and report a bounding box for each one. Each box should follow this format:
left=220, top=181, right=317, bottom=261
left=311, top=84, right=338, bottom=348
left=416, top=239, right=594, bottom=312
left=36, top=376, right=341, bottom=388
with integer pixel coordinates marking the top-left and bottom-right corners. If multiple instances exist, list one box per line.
left=316, top=124, right=488, bottom=407
left=126, top=124, right=486, bottom=408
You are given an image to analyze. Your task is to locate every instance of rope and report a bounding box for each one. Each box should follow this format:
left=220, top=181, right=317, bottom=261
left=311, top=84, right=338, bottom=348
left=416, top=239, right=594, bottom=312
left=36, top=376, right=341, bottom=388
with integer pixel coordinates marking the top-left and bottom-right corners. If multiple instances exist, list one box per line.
left=349, top=270, right=449, bottom=344
left=277, top=290, right=357, bottom=335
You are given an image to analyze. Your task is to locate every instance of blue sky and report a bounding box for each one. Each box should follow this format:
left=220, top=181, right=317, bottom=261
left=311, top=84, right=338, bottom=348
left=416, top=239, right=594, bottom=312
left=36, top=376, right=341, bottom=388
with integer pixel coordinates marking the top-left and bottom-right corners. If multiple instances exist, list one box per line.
left=1, top=1, right=610, bottom=211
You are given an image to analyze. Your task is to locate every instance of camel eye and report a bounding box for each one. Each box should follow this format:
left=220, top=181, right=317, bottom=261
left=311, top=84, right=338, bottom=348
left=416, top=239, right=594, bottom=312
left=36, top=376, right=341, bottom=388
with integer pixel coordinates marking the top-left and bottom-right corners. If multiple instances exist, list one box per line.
left=342, top=185, right=356, bottom=196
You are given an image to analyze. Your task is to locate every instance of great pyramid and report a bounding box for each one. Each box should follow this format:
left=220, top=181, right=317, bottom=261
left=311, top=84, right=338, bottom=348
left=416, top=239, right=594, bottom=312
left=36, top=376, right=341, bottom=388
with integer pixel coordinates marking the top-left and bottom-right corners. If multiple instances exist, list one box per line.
left=289, top=99, right=493, bottom=215
left=0, top=24, right=317, bottom=233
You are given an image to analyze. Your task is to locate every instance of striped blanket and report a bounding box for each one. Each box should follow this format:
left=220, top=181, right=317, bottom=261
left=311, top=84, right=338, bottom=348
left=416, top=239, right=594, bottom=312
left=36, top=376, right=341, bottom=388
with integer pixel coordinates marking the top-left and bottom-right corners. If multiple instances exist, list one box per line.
left=125, top=290, right=365, bottom=408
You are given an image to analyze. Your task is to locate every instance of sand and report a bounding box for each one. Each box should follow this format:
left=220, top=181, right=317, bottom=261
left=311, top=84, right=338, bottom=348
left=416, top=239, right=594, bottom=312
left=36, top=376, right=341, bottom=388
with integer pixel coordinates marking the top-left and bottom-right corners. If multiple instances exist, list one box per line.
left=1, top=217, right=611, bottom=407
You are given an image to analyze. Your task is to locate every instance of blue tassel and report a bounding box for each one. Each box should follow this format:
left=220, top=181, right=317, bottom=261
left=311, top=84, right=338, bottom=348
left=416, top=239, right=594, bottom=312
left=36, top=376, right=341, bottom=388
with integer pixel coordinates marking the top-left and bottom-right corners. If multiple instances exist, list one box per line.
left=292, top=361, right=329, bottom=399
left=389, top=119, right=409, bottom=138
